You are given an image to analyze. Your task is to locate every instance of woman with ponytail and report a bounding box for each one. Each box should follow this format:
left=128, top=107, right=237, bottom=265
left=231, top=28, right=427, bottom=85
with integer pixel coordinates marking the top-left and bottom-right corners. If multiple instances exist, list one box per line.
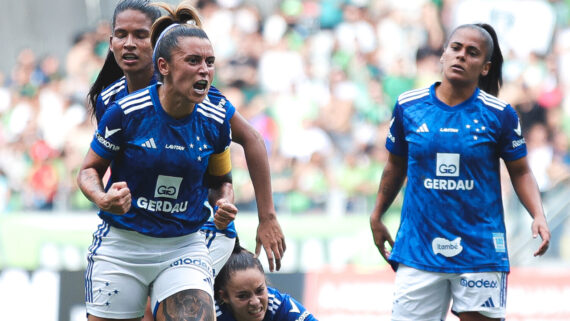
left=87, top=0, right=161, bottom=122
left=87, top=0, right=285, bottom=276
left=369, top=23, right=550, bottom=320
left=79, top=2, right=239, bottom=320
left=213, top=238, right=318, bottom=321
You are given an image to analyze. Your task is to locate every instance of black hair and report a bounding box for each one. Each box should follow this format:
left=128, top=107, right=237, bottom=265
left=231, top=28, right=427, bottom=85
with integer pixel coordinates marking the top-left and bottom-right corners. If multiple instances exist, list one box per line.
left=150, top=1, right=208, bottom=82
left=213, top=237, right=265, bottom=302
left=87, top=0, right=161, bottom=119
left=447, top=23, right=503, bottom=97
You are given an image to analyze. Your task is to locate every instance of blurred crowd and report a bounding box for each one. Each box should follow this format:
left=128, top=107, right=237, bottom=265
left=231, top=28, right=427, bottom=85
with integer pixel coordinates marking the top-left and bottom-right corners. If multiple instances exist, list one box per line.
left=0, top=0, right=569, bottom=223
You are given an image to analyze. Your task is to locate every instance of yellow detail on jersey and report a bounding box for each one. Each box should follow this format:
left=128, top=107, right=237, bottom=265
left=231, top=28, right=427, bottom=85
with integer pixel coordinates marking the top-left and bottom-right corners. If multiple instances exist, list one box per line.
left=208, top=147, right=232, bottom=176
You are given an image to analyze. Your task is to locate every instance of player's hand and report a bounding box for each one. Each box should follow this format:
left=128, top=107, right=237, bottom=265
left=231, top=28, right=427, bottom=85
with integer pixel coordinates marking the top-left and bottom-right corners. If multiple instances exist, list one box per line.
left=213, top=199, right=237, bottom=230
left=531, top=215, right=550, bottom=256
left=100, top=181, right=131, bottom=214
left=255, top=215, right=286, bottom=272
left=370, top=213, right=394, bottom=264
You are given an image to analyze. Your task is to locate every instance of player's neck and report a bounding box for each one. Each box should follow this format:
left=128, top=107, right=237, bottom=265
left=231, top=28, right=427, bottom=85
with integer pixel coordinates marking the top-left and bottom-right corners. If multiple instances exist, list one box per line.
left=125, top=69, right=154, bottom=94
left=435, top=81, right=477, bottom=107
left=157, top=84, right=194, bottom=120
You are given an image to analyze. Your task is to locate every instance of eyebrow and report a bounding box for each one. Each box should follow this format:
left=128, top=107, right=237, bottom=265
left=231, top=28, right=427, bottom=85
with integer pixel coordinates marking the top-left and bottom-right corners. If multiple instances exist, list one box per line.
left=114, top=25, right=150, bottom=31
left=451, top=41, right=481, bottom=52
left=185, top=54, right=215, bottom=59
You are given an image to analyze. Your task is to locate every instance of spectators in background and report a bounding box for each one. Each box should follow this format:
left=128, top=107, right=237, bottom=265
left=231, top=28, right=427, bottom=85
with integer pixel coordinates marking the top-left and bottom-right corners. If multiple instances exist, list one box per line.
left=0, top=0, right=569, bottom=220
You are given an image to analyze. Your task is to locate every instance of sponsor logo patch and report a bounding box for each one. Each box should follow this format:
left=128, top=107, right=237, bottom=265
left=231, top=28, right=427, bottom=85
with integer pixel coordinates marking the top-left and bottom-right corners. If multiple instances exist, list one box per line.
left=96, top=133, right=120, bottom=151
left=436, top=153, right=460, bottom=177
left=154, top=175, right=183, bottom=199
left=432, top=237, right=463, bottom=257
left=512, top=138, right=525, bottom=148
left=104, top=126, right=121, bottom=139
left=493, top=233, right=506, bottom=253
left=460, top=278, right=498, bottom=288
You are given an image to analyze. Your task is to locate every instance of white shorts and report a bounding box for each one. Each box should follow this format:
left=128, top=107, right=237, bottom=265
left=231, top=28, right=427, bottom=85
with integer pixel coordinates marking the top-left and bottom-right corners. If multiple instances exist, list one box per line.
left=200, top=229, right=236, bottom=277
left=392, top=264, right=507, bottom=321
left=85, top=221, right=214, bottom=319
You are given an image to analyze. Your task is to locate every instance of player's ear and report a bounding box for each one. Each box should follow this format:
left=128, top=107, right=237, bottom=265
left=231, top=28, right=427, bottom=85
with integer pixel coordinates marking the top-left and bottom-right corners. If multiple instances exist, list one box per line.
left=218, top=290, right=227, bottom=304
left=157, top=57, right=169, bottom=76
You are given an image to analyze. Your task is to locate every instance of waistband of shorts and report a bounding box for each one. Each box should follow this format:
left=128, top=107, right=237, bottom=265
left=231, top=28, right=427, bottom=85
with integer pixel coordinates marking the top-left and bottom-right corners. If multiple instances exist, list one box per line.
left=107, top=224, right=204, bottom=249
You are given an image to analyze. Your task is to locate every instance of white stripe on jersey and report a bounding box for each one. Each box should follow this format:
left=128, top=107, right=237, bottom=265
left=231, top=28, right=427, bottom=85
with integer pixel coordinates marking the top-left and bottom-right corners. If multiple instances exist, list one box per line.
left=398, top=87, right=429, bottom=100
left=399, top=88, right=430, bottom=105
left=196, top=106, right=224, bottom=124
left=101, top=77, right=126, bottom=105
left=267, top=293, right=281, bottom=314
left=477, top=91, right=507, bottom=111
left=118, top=89, right=150, bottom=107
left=101, top=77, right=126, bottom=97
left=124, top=101, right=153, bottom=115
left=199, top=100, right=226, bottom=118
left=215, top=304, right=222, bottom=317
left=118, top=89, right=152, bottom=114
left=201, top=98, right=226, bottom=113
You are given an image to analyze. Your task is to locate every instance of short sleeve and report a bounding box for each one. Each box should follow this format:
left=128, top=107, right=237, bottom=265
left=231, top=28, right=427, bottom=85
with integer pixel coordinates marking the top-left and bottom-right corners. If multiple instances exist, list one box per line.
left=280, top=294, right=319, bottom=321
left=90, top=103, right=125, bottom=160
left=385, top=103, right=407, bottom=157
left=95, top=94, right=106, bottom=124
left=498, top=105, right=527, bottom=161
left=209, top=87, right=235, bottom=154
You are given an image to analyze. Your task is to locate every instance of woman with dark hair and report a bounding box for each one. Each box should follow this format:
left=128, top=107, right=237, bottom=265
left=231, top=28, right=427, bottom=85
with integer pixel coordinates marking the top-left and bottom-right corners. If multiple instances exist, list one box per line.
left=79, top=2, right=237, bottom=320
left=214, top=239, right=318, bottom=321
left=87, top=0, right=161, bottom=122
left=87, top=0, right=285, bottom=274
left=370, top=23, right=550, bottom=321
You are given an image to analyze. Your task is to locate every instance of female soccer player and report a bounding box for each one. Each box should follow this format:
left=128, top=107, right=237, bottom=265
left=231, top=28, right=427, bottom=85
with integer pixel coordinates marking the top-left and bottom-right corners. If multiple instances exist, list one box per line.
left=214, top=240, right=318, bottom=321
left=78, top=3, right=236, bottom=320
left=369, top=23, right=550, bottom=321
left=87, top=0, right=285, bottom=273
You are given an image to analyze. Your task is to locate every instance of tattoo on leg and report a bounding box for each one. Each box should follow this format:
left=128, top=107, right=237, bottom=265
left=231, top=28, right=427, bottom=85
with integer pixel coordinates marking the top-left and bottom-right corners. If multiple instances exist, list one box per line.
left=161, top=289, right=213, bottom=321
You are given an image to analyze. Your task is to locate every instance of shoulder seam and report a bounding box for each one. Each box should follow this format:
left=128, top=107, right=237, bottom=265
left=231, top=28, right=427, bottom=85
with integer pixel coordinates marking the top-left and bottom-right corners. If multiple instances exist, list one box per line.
left=477, top=91, right=507, bottom=111
left=118, top=89, right=152, bottom=115
left=101, top=77, right=126, bottom=104
left=197, top=98, right=227, bottom=124
left=398, top=87, right=430, bottom=105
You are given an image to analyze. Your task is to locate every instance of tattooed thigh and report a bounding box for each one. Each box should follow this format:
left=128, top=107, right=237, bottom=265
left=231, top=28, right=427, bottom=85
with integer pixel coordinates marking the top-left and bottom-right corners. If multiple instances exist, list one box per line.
left=156, top=289, right=214, bottom=321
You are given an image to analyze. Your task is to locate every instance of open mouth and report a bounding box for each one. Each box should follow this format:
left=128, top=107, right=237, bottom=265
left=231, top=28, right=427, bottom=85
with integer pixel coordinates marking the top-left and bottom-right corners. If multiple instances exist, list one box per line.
left=122, top=53, right=139, bottom=62
left=248, top=306, right=264, bottom=318
left=193, top=80, right=208, bottom=94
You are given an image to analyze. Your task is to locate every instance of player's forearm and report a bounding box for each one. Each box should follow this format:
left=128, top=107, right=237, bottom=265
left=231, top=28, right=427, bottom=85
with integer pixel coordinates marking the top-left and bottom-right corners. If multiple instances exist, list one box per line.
left=77, top=167, right=107, bottom=206
left=242, top=132, right=277, bottom=221
left=507, top=158, right=545, bottom=220
left=230, top=112, right=277, bottom=220
left=371, top=153, right=407, bottom=220
left=208, top=176, right=234, bottom=205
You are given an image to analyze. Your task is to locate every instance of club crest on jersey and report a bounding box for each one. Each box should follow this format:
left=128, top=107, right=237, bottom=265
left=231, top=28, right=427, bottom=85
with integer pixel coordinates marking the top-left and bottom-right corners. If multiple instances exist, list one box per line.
left=154, top=175, right=182, bottom=199
left=432, top=237, right=463, bottom=257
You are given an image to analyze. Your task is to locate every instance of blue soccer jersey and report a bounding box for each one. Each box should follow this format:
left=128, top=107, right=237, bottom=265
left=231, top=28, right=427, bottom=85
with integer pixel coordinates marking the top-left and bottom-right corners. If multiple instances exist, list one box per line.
left=215, top=287, right=318, bottom=321
left=90, top=83, right=235, bottom=237
left=386, top=82, right=527, bottom=273
left=96, top=76, right=129, bottom=122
